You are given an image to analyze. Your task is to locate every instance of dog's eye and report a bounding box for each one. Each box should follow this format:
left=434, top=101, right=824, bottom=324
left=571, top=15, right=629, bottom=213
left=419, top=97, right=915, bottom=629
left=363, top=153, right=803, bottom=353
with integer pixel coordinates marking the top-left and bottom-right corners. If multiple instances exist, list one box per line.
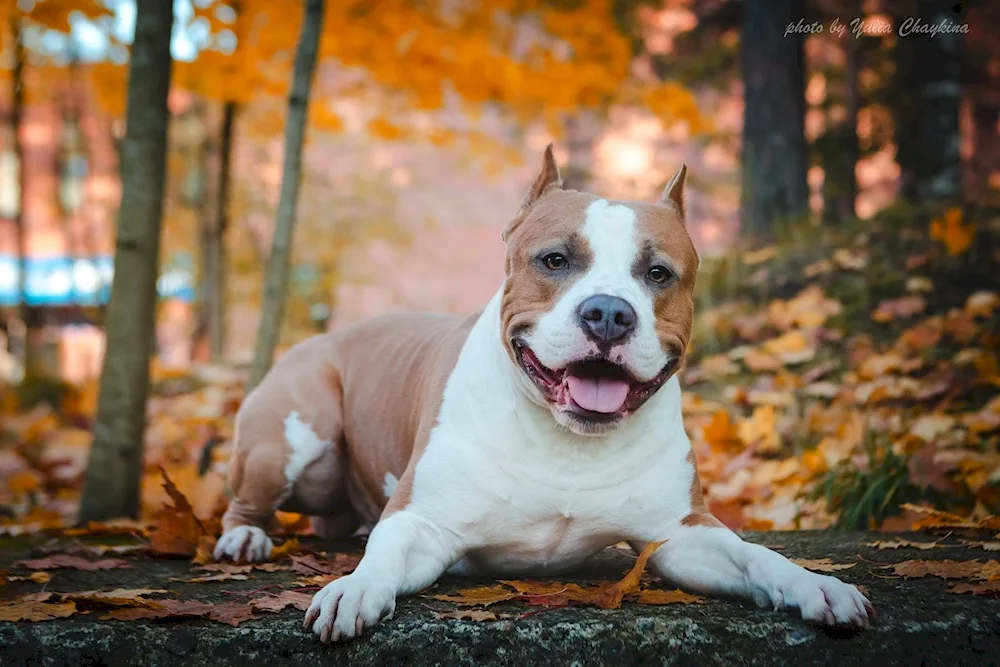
left=542, top=253, right=568, bottom=271
left=647, top=265, right=673, bottom=284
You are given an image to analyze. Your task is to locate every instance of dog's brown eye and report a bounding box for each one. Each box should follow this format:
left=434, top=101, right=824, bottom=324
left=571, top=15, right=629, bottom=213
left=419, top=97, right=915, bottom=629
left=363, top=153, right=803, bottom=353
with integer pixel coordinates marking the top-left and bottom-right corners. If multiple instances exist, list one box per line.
left=647, top=265, right=672, bottom=284
left=543, top=253, right=568, bottom=271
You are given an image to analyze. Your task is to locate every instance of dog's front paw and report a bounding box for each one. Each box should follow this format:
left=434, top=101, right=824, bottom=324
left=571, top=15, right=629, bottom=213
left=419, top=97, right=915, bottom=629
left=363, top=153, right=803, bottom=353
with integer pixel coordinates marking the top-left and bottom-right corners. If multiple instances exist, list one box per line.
left=777, top=573, right=874, bottom=628
left=304, top=573, right=396, bottom=642
left=213, top=526, right=274, bottom=563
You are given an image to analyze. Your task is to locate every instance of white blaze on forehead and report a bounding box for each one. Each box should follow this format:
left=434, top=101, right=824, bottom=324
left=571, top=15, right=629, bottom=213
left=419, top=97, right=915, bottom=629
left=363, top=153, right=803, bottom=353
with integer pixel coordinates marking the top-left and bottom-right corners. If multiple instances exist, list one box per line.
left=283, top=410, right=330, bottom=484
left=525, top=198, right=672, bottom=383
left=382, top=473, right=399, bottom=499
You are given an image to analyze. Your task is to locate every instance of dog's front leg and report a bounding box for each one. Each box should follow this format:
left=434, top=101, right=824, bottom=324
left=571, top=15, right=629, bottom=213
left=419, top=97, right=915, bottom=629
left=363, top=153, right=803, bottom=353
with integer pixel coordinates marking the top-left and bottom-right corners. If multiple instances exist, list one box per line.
left=637, top=525, right=874, bottom=628
left=304, top=509, right=461, bottom=642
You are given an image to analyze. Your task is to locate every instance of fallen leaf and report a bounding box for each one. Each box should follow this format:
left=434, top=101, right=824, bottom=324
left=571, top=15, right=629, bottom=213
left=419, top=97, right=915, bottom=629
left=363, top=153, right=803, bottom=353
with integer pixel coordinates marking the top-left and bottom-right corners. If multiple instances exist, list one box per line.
left=703, top=410, right=744, bottom=453
left=171, top=573, right=249, bottom=583
left=861, top=539, right=944, bottom=550
left=873, top=296, right=926, bottom=323
left=0, top=600, right=77, bottom=622
left=289, top=552, right=361, bottom=577
left=100, top=599, right=257, bottom=626
left=13, top=555, right=132, bottom=571
left=594, top=540, right=666, bottom=609
left=6, top=571, right=54, bottom=584
left=948, top=581, right=1000, bottom=595
left=790, top=558, right=857, bottom=572
left=905, top=276, right=933, bottom=293
left=434, top=609, right=499, bottom=621
left=833, top=248, right=867, bottom=270
left=882, top=559, right=997, bottom=579
left=64, top=519, right=150, bottom=538
left=270, top=539, right=302, bottom=560
left=902, top=504, right=979, bottom=531
left=965, top=291, right=999, bottom=319
left=149, top=467, right=208, bottom=558
left=197, top=562, right=289, bottom=574
left=430, top=586, right=519, bottom=607
left=634, top=589, right=706, bottom=605
left=250, top=591, right=314, bottom=613
left=60, top=589, right=167, bottom=607
left=930, top=207, right=974, bottom=256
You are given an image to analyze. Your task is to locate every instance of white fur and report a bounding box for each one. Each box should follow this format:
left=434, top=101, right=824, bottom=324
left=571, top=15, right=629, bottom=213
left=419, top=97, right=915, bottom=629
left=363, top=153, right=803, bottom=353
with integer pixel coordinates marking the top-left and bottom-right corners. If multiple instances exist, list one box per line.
left=283, top=411, right=330, bottom=489
left=526, top=199, right=671, bottom=383
left=306, top=290, right=872, bottom=640
left=213, top=525, right=273, bottom=563
left=382, top=473, right=398, bottom=500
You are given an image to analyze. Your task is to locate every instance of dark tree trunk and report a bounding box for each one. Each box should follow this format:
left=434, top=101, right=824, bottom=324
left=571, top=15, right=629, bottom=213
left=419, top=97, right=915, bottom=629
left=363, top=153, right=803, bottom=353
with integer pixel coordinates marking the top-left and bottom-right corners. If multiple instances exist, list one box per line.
left=247, top=0, right=325, bottom=390
left=739, top=0, right=809, bottom=238
left=894, top=1, right=964, bottom=202
left=822, top=8, right=860, bottom=225
left=197, top=102, right=236, bottom=362
left=79, top=0, right=175, bottom=522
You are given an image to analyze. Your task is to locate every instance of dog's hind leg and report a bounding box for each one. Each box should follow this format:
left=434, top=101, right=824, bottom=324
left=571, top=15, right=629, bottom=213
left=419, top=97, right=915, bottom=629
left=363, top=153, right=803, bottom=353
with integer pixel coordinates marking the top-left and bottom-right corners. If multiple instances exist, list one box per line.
left=215, top=350, right=344, bottom=563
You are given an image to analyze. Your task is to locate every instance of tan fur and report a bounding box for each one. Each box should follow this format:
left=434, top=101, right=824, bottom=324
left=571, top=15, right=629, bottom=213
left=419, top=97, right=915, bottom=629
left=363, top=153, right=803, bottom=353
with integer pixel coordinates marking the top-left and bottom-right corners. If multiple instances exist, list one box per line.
left=681, top=449, right=724, bottom=528
left=224, top=312, right=477, bottom=535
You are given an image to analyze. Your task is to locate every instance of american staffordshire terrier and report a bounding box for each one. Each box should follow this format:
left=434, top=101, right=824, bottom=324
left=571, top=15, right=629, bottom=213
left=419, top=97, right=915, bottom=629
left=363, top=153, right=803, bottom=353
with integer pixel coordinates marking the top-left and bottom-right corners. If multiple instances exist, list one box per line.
left=215, top=145, right=874, bottom=642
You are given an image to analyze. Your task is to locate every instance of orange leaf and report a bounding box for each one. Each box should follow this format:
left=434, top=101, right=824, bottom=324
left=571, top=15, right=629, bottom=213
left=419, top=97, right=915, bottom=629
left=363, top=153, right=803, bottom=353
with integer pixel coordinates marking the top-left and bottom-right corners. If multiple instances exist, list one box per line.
left=703, top=410, right=744, bottom=453
left=881, top=559, right=996, bottom=579
left=430, top=586, right=519, bottom=607
left=0, top=600, right=77, bottom=622
left=593, top=540, right=666, bottom=610
left=149, top=467, right=208, bottom=558
left=930, top=207, right=974, bottom=256
left=948, top=580, right=1000, bottom=595
left=250, top=590, right=314, bottom=613
left=13, top=555, right=131, bottom=571
left=634, top=588, right=705, bottom=605
left=790, top=558, right=857, bottom=573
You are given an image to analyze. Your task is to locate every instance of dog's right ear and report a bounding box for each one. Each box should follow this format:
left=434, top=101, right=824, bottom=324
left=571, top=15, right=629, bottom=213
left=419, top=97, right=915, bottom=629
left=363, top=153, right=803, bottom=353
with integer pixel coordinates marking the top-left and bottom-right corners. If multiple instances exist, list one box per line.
left=504, top=144, right=562, bottom=242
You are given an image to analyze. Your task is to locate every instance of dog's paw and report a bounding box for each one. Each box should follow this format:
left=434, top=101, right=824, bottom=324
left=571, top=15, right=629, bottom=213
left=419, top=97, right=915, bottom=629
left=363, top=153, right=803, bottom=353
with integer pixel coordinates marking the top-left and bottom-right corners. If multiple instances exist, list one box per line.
left=304, top=573, right=395, bottom=642
left=213, top=526, right=274, bottom=563
left=777, top=573, right=874, bottom=628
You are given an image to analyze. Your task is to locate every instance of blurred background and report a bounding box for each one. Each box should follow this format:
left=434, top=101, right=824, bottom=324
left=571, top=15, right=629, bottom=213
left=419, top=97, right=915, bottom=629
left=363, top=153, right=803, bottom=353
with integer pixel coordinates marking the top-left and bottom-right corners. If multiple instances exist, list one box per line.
left=0, top=0, right=997, bottom=534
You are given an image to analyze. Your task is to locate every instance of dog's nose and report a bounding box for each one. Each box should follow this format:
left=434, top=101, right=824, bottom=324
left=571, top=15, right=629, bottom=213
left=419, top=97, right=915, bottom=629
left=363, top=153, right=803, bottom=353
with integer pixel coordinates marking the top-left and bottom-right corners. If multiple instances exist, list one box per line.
left=577, top=295, right=637, bottom=345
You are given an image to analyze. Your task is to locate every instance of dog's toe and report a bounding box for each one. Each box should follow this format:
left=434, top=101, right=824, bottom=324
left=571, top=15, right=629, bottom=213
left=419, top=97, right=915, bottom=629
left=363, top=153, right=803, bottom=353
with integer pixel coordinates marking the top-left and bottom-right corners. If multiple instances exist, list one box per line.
left=306, top=574, right=395, bottom=642
left=213, top=526, right=273, bottom=563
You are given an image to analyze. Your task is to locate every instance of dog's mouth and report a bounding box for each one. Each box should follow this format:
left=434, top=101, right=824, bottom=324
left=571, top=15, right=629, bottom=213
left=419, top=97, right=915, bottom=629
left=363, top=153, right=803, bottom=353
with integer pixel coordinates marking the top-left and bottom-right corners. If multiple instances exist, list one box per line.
left=513, top=340, right=677, bottom=424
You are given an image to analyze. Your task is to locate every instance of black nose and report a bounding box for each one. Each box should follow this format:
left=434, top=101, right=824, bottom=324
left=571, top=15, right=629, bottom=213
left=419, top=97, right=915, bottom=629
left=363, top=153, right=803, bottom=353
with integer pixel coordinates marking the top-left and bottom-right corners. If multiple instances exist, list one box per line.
left=577, top=294, right=637, bottom=345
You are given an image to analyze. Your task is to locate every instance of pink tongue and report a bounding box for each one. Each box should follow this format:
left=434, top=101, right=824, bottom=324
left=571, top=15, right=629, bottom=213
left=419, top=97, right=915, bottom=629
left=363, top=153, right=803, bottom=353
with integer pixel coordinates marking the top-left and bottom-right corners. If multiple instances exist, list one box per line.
left=566, top=375, right=630, bottom=414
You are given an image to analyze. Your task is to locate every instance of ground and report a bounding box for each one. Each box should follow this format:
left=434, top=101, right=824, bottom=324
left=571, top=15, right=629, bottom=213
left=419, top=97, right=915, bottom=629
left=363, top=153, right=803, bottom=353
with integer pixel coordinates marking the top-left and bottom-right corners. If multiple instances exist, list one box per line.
left=2, top=531, right=999, bottom=666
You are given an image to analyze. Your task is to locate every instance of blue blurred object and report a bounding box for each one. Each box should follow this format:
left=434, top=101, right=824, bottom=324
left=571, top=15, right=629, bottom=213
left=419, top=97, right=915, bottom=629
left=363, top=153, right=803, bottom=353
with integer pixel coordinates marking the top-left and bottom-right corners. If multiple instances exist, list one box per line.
left=0, top=255, right=195, bottom=306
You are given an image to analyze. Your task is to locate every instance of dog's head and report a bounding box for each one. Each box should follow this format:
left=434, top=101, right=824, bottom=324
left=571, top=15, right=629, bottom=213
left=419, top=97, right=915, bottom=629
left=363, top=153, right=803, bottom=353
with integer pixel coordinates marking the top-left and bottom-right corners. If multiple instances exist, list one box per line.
left=500, top=145, right=698, bottom=436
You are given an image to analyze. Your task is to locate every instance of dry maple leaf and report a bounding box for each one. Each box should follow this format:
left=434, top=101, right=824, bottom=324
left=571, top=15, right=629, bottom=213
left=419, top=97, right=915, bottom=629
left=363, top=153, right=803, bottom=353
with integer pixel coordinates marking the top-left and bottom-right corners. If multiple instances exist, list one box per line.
left=634, top=589, right=706, bottom=605
left=171, top=573, right=249, bottom=583
left=789, top=558, right=857, bottom=573
left=64, top=519, right=150, bottom=538
left=882, top=559, right=995, bottom=579
left=872, top=296, right=927, bottom=323
left=59, top=589, right=167, bottom=607
left=13, top=555, right=132, bottom=571
left=430, top=586, right=519, bottom=607
left=100, top=598, right=257, bottom=626
left=901, top=504, right=980, bottom=531
left=861, top=539, right=944, bottom=551
left=434, top=609, right=499, bottom=621
left=290, top=552, right=360, bottom=577
left=271, top=538, right=303, bottom=559
left=703, top=410, right=744, bottom=453
left=197, top=562, right=289, bottom=574
left=948, top=580, right=1000, bottom=595
left=930, top=207, right=974, bottom=256
left=0, top=600, right=77, bottom=623
left=149, top=467, right=209, bottom=558
left=250, top=591, right=314, bottom=613
left=594, top=540, right=666, bottom=610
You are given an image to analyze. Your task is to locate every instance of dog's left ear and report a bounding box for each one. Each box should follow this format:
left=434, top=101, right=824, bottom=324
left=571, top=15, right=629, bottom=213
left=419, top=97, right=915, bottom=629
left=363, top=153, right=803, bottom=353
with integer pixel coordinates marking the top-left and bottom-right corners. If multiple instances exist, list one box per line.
left=658, top=164, right=687, bottom=218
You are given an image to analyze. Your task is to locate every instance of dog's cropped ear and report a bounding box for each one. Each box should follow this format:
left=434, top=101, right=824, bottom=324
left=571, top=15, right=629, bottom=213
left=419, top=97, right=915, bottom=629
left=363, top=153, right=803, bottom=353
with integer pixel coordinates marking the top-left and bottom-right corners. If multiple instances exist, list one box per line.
left=519, top=143, right=563, bottom=213
left=503, top=144, right=563, bottom=242
left=658, top=163, right=687, bottom=218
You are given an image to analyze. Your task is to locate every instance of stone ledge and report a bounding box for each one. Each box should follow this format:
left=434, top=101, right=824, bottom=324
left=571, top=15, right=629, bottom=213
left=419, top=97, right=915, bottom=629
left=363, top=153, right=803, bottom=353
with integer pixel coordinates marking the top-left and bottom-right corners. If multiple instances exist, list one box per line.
left=2, top=532, right=999, bottom=667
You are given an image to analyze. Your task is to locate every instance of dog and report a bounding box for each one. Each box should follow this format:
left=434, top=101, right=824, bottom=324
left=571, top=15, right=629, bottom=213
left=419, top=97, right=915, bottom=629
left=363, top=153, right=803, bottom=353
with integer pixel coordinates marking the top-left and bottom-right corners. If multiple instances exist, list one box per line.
left=214, top=145, right=874, bottom=642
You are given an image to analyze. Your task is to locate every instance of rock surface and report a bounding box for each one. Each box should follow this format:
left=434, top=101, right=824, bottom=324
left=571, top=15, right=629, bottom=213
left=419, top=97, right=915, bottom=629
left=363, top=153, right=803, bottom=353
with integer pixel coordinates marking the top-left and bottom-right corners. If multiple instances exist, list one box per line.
left=2, top=532, right=999, bottom=666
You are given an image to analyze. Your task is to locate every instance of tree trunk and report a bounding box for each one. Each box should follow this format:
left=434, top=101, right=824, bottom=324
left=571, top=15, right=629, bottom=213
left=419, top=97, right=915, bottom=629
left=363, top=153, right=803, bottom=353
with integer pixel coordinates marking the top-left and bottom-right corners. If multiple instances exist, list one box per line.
left=739, top=0, right=809, bottom=238
left=247, top=0, right=325, bottom=391
left=911, top=1, right=963, bottom=201
left=78, top=0, right=175, bottom=522
left=822, top=7, right=860, bottom=225
left=197, top=102, right=236, bottom=362
left=894, top=1, right=963, bottom=202
left=9, top=18, right=29, bottom=376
